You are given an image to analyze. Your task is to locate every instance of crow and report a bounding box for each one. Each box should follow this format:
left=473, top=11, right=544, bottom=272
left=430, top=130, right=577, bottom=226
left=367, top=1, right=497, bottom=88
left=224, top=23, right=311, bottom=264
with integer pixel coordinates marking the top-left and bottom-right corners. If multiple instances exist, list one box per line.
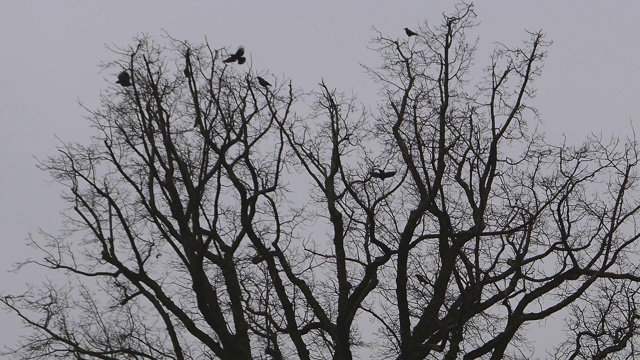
left=404, top=28, right=418, bottom=37
left=183, top=49, right=191, bottom=77
left=257, top=76, right=271, bottom=88
left=116, top=71, right=132, bottom=87
left=370, top=168, right=397, bottom=180
left=223, top=46, right=246, bottom=64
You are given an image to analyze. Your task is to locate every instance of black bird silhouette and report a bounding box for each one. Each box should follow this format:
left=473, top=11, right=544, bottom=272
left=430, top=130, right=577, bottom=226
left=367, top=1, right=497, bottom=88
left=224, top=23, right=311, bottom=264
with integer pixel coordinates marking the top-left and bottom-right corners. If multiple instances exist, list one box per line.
left=116, top=71, right=132, bottom=87
left=183, top=49, right=191, bottom=77
left=404, top=28, right=418, bottom=37
left=370, top=168, right=397, bottom=180
left=223, top=46, right=246, bottom=64
left=257, top=76, right=271, bottom=87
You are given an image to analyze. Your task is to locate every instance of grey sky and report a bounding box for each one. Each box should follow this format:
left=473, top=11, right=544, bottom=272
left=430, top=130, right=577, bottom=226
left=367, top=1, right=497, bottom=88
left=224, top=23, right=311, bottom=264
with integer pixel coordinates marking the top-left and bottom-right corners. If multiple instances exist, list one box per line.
left=1, top=0, right=639, bottom=353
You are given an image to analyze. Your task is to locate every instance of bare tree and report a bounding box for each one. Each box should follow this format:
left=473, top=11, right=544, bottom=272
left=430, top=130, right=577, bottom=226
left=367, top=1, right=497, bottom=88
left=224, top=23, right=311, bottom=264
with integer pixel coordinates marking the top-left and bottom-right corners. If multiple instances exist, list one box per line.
left=4, top=3, right=640, bottom=359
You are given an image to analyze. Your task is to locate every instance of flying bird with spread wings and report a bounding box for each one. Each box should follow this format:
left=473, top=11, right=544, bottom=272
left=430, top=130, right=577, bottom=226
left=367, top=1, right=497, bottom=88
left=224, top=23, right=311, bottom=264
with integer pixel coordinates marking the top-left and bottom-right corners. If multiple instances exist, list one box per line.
left=223, top=46, right=246, bottom=64
left=370, top=168, right=397, bottom=180
left=116, top=71, right=132, bottom=87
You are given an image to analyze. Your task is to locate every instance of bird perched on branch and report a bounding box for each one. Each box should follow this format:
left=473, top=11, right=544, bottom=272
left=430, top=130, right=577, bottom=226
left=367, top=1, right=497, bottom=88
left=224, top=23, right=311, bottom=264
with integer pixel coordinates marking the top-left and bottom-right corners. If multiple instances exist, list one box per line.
left=116, top=71, right=132, bottom=87
left=370, top=168, right=397, bottom=180
left=223, top=46, right=246, bottom=64
left=183, top=49, right=191, bottom=77
left=257, top=76, right=271, bottom=88
left=404, top=28, right=418, bottom=37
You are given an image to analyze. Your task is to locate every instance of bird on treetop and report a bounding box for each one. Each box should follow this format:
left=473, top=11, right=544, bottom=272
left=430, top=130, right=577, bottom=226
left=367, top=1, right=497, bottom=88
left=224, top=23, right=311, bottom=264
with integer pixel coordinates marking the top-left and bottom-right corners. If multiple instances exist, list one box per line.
left=183, top=49, right=191, bottom=77
left=257, top=76, right=271, bottom=88
left=404, top=28, right=418, bottom=37
left=223, top=46, right=246, bottom=65
left=116, top=71, right=132, bottom=87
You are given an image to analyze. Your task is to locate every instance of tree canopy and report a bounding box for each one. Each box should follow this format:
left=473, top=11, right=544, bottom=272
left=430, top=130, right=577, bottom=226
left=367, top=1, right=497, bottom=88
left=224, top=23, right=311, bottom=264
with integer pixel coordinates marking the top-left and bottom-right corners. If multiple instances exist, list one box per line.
left=4, top=3, right=640, bottom=359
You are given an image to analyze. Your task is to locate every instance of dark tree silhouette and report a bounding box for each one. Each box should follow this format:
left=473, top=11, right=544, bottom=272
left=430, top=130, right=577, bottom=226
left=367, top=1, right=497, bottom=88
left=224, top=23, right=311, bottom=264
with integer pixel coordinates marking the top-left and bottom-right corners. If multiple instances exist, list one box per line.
left=115, top=70, right=131, bottom=86
left=4, top=4, right=640, bottom=360
left=404, top=27, right=418, bottom=37
left=223, top=46, right=246, bottom=64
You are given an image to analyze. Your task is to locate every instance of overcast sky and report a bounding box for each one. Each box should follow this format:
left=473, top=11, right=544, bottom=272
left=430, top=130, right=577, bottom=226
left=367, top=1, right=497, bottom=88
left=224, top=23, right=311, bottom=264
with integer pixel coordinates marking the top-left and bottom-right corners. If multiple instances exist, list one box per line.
left=1, top=1, right=639, bottom=354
